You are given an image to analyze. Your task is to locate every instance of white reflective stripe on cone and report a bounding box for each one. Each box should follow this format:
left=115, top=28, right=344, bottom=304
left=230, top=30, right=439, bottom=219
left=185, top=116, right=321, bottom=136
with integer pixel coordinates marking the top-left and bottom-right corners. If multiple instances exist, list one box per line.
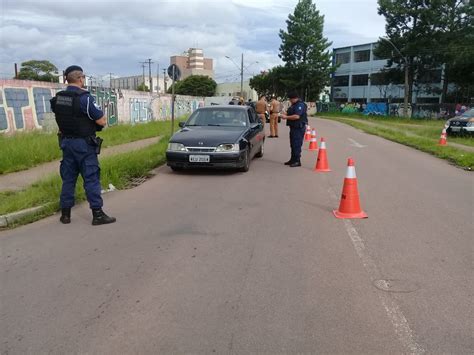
left=346, top=166, right=356, bottom=179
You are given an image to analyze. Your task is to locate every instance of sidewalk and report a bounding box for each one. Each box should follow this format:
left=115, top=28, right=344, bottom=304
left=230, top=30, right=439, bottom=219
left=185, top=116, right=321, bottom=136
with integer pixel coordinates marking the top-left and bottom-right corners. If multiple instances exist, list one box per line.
left=0, top=136, right=161, bottom=192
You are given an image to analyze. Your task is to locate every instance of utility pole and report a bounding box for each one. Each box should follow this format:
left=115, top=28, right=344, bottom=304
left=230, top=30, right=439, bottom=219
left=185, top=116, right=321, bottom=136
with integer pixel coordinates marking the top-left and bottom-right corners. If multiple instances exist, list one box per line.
left=163, top=69, right=167, bottom=92
left=147, top=58, right=154, bottom=93
left=139, top=62, right=147, bottom=89
left=156, top=63, right=160, bottom=94
left=107, top=72, right=113, bottom=90
left=240, top=53, right=244, bottom=99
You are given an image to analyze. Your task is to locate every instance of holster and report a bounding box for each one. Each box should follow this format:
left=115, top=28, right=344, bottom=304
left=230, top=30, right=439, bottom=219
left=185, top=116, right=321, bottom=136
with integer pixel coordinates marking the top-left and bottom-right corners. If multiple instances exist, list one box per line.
left=88, top=136, right=103, bottom=155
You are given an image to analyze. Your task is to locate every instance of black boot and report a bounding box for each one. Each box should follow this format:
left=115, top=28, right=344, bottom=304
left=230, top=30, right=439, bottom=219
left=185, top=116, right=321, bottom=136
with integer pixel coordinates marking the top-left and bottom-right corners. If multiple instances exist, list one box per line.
left=284, top=159, right=294, bottom=165
left=92, top=209, right=116, bottom=226
left=289, top=161, right=301, bottom=167
left=60, top=208, right=71, bottom=224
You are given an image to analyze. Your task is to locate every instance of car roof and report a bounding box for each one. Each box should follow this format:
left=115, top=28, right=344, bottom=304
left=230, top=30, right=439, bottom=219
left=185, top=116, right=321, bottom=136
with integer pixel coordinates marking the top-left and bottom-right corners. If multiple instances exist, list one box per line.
left=198, top=105, right=249, bottom=111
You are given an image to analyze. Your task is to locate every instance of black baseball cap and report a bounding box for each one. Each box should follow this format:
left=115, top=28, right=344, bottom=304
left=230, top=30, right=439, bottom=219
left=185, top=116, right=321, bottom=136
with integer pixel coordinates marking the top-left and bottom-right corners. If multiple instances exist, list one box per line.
left=287, top=91, right=299, bottom=99
left=64, top=65, right=83, bottom=77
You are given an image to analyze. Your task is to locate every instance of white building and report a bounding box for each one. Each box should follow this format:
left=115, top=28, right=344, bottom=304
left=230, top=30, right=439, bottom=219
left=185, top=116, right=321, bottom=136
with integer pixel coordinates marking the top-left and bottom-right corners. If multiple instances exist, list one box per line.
left=331, top=42, right=443, bottom=104
left=110, top=75, right=168, bottom=94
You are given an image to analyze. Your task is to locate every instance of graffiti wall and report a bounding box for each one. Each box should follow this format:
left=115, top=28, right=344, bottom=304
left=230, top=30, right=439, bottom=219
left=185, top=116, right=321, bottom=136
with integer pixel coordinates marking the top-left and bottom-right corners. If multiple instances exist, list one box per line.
left=0, top=79, right=204, bottom=135
left=0, top=80, right=63, bottom=134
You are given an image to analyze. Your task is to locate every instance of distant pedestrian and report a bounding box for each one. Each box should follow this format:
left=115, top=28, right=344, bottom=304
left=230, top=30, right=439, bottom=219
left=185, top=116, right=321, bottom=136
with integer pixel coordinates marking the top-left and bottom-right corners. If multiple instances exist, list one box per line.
left=280, top=91, right=308, bottom=167
left=256, top=94, right=267, bottom=127
left=269, top=95, right=281, bottom=138
left=50, top=65, right=116, bottom=225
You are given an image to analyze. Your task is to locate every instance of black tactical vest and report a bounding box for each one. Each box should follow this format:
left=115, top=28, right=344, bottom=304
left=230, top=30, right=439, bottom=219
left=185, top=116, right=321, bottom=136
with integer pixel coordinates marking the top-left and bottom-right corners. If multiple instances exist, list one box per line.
left=286, top=100, right=308, bottom=128
left=50, top=90, right=97, bottom=137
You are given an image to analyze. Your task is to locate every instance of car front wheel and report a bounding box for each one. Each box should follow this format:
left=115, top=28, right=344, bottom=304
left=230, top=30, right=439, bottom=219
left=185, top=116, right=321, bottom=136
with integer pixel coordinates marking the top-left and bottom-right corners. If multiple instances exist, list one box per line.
left=240, top=148, right=250, bottom=172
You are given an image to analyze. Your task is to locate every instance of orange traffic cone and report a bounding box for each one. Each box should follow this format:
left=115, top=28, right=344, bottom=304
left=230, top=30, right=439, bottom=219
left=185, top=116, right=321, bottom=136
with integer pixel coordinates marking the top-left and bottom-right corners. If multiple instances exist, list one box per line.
left=333, top=158, right=368, bottom=219
left=314, top=137, right=331, bottom=172
left=304, top=125, right=312, bottom=142
left=438, top=128, right=447, bottom=146
left=308, top=130, right=318, bottom=151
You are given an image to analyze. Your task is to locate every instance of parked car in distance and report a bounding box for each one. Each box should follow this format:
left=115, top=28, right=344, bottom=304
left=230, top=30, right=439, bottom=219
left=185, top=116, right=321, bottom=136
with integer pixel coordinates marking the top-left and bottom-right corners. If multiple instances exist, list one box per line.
left=166, top=105, right=265, bottom=172
left=446, top=108, right=474, bottom=136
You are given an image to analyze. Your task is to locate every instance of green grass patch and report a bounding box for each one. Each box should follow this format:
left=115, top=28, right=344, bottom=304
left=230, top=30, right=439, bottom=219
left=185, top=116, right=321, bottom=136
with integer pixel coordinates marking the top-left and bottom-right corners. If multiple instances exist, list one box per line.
left=0, top=118, right=187, bottom=174
left=0, top=136, right=170, bottom=226
left=318, top=115, right=474, bottom=170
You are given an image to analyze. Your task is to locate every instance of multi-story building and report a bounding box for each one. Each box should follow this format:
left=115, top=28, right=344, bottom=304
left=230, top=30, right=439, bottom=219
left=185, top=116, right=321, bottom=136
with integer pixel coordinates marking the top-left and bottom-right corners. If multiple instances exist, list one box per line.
left=110, top=75, right=167, bottom=94
left=331, top=42, right=443, bottom=104
left=170, top=48, right=214, bottom=80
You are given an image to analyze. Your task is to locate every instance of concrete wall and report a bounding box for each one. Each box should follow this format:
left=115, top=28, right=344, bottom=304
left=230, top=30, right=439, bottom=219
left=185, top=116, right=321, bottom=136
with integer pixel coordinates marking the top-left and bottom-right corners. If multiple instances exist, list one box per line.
left=0, top=79, right=204, bottom=135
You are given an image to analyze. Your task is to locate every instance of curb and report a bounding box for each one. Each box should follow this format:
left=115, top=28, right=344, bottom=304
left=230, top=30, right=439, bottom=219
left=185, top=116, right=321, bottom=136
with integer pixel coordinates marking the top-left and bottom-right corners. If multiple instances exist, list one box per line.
left=0, top=187, right=119, bottom=228
left=0, top=205, right=51, bottom=228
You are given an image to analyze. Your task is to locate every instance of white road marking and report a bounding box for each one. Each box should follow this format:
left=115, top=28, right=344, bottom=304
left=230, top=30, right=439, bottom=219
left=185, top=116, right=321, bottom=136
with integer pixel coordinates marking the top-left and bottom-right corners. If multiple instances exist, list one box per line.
left=328, top=186, right=425, bottom=354
left=348, top=138, right=367, bottom=148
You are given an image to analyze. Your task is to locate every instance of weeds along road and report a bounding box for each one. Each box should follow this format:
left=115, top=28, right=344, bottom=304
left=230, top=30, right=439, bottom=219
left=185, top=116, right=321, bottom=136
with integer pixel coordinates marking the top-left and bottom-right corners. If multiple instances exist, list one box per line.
left=1, top=117, right=471, bottom=354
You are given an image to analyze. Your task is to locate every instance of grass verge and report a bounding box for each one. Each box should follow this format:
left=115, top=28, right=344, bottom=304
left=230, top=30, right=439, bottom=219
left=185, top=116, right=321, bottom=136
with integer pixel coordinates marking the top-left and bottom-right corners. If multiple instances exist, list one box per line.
left=0, top=118, right=186, bottom=174
left=0, top=135, right=169, bottom=227
left=317, top=112, right=474, bottom=147
left=317, top=114, right=474, bottom=170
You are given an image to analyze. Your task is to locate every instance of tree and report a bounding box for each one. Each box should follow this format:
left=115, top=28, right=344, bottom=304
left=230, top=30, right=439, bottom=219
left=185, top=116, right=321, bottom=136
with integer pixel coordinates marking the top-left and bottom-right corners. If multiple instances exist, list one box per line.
left=375, top=0, right=473, bottom=104
left=17, top=60, right=59, bottom=82
left=168, top=75, right=216, bottom=97
left=136, top=83, right=149, bottom=92
left=278, top=0, right=334, bottom=101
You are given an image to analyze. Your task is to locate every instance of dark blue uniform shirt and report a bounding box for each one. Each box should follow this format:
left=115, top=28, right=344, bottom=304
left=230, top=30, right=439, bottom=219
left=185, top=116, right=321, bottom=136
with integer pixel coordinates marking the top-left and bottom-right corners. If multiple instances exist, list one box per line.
left=66, top=86, right=104, bottom=121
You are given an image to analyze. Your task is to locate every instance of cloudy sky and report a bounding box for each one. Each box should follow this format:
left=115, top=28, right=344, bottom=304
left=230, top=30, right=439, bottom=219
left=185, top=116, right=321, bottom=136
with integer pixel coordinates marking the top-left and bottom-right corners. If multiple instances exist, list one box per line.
left=1, top=0, right=386, bottom=83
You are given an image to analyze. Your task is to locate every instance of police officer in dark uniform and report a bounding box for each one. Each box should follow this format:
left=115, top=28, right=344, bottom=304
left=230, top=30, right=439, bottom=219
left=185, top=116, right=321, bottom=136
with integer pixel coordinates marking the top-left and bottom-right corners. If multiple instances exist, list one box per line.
left=50, top=65, right=116, bottom=225
left=280, top=91, right=308, bottom=167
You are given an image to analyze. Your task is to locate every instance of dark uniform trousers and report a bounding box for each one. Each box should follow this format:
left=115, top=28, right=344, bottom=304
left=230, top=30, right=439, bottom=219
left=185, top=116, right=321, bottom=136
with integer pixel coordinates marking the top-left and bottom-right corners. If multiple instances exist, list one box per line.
left=60, top=138, right=103, bottom=209
left=289, top=124, right=306, bottom=163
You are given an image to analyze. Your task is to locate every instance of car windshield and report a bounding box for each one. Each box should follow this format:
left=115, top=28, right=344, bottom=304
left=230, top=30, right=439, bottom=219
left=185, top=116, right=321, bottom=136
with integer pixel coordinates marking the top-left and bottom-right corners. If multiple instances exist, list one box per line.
left=461, top=109, right=474, bottom=118
left=186, top=109, right=248, bottom=127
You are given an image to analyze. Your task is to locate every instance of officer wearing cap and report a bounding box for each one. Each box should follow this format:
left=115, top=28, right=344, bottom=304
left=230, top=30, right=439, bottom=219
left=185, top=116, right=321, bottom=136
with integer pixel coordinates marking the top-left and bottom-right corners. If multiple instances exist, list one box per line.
left=50, top=65, right=116, bottom=225
left=280, top=91, right=308, bottom=167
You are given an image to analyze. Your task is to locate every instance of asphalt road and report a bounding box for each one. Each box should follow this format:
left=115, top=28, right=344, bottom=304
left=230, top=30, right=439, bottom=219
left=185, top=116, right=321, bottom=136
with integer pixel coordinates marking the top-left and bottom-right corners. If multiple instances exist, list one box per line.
left=1, top=118, right=472, bottom=354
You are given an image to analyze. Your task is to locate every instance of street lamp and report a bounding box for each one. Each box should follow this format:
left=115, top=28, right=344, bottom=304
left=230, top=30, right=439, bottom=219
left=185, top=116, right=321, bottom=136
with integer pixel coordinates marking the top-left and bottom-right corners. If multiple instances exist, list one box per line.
left=225, top=54, right=259, bottom=100
left=225, top=54, right=244, bottom=98
left=380, top=37, right=409, bottom=117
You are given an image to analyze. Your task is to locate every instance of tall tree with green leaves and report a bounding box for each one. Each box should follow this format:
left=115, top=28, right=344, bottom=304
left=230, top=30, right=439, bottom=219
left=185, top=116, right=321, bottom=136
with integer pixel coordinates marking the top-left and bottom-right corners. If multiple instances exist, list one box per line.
left=17, top=60, right=59, bottom=82
left=167, top=75, right=216, bottom=97
left=278, top=0, right=333, bottom=101
left=375, top=0, right=473, bottom=104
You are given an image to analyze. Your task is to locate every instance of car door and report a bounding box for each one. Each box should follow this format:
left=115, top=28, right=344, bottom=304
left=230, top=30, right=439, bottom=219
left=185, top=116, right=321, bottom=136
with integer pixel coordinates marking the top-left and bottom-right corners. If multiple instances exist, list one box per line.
left=247, top=108, right=263, bottom=156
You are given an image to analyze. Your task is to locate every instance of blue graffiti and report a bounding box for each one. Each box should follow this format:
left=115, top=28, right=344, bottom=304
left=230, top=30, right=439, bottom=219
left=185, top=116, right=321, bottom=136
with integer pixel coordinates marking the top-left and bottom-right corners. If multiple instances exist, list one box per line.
left=0, top=90, right=7, bottom=131
left=130, top=99, right=150, bottom=123
left=4, top=88, right=29, bottom=129
left=33, top=88, right=53, bottom=126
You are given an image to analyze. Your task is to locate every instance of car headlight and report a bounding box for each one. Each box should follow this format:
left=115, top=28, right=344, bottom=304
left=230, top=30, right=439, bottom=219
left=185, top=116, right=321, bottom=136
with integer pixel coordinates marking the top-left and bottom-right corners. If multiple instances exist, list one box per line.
left=215, top=143, right=239, bottom=152
left=167, top=143, right=186, bottom=151
left=467, top=122, right=473, bottom=127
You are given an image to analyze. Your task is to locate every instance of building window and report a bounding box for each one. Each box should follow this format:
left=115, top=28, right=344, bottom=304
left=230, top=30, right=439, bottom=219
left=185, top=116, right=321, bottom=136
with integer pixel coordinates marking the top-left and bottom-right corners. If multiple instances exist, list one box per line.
left=370, top=72, right=389, bottom=85
left=335, top=52, right=351, bottom=65
left=333, top=75, right=349, bottom=87
left=354, top=50, right=370, bottom=62
left=352, top=74, right=369, bottom=86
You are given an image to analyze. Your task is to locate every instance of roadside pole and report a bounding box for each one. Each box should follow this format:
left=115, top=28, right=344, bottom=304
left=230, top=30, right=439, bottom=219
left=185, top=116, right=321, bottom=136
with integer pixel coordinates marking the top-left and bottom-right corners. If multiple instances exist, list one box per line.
left=171, top=65, right=175, bottom=136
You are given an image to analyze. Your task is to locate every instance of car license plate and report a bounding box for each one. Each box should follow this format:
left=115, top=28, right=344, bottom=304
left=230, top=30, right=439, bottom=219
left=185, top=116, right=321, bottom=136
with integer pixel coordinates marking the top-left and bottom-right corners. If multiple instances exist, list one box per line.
left=189, top=155, right=210, bottom=163
left=451, top=127, right=461, bottom=131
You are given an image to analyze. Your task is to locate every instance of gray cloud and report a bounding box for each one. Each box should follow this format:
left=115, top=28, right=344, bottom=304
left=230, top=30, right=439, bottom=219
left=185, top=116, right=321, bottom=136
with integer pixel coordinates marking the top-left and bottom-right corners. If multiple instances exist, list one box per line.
left=1, top=0, right=386, bottom=82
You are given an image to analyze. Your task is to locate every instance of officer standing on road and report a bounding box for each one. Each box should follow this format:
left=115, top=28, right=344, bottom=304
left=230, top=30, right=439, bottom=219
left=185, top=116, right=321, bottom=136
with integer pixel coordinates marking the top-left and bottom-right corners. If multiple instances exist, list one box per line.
left=269, top=95, right=280, bottom=138
left=280, top=92, right=308, bottom=167
left=256, top=94, right=267, bottom=127
left=50, top=65, right=116, bottom=225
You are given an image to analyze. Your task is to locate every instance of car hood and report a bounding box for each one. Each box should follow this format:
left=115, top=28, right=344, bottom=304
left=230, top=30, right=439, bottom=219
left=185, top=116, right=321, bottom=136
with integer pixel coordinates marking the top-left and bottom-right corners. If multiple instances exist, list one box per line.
left=170, top=126, right=246, bottom=147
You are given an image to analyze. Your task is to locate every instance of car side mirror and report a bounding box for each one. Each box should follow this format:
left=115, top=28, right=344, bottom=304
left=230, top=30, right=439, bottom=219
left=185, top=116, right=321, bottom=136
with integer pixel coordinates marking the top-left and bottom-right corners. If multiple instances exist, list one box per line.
left=179, top=122, right=185, bottom=128
left=250, top=122, right=262, bottom=130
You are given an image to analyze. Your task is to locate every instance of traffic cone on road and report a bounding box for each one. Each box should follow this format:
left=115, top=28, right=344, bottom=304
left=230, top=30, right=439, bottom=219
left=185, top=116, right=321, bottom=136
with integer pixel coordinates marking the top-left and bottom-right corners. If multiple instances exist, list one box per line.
left=438, top=128, right=448, bottom=146
left=314, top=137, right=331, bottom=172
left=333, top=158, right=368, bottom=219
left=304, top=125, right=312, bottom=142
left=308, top=130, right=318, bottom=151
